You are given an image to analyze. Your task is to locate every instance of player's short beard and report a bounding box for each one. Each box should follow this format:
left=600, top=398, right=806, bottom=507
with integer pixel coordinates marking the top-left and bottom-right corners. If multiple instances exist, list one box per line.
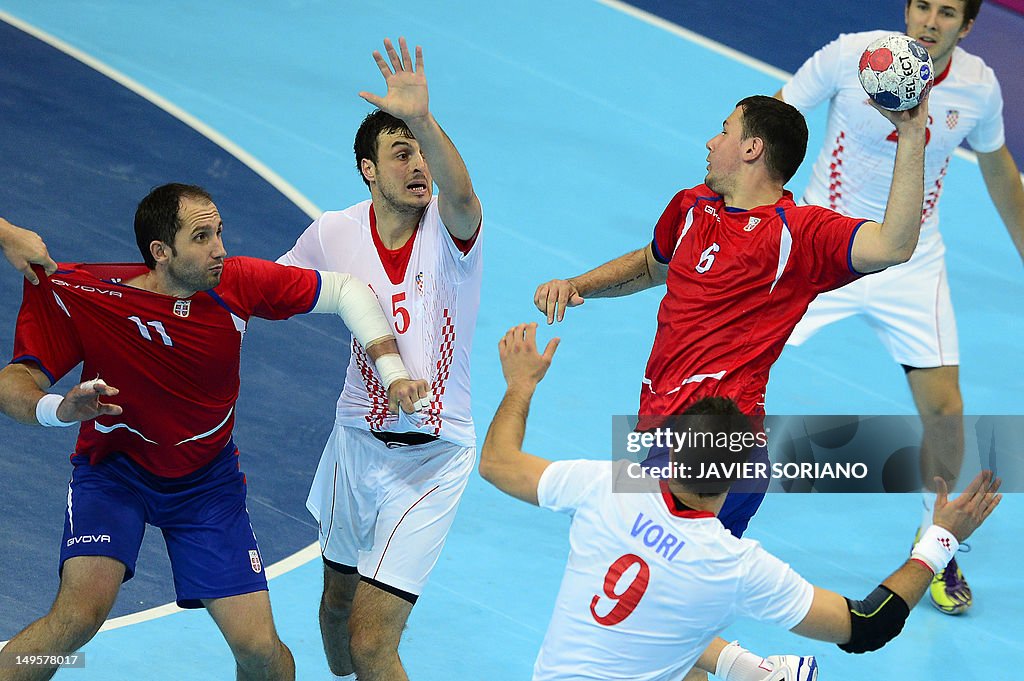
left=167, top=256, right=220, bottom=293
left=377, top=178, right=431, bottom=217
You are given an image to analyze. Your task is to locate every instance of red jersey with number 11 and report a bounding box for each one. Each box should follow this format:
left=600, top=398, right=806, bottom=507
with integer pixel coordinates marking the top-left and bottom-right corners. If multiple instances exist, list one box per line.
left=641, top=185, right=865, bottom=424
left=12, top=257, right=321, bottom=477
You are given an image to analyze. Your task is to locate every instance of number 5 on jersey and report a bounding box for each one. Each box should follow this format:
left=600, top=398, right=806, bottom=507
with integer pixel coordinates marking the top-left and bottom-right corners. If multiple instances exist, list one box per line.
left=391, top=292, right=410, bottom=334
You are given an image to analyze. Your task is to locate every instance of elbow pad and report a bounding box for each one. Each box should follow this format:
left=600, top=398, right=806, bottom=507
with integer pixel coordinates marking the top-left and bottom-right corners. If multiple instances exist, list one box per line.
left=311, top=271, right=393, bottom=349
left=838, top=585, right=910, bottom=654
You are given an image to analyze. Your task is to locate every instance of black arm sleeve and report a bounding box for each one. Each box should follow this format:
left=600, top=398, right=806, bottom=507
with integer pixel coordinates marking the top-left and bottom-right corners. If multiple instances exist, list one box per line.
left=838, top=584, right=911, bottom=654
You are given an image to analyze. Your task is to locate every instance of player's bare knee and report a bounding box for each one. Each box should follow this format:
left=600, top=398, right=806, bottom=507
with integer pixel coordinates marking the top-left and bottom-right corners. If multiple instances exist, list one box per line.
left=45, top=603, right=106, bottom=646
left=47, top=589, right=114, bottom=643
left=348, top=619, right=399, bottom=671
left=228, top=627, right=288, bottom=671
left=322, top=571, right=358, bottom=615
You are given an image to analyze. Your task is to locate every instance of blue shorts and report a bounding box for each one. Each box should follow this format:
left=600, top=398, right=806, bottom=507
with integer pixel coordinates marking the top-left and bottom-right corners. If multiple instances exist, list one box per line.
left=642, top=443, right=770, bottom=538
left=61, top=441, right=268, bottom=608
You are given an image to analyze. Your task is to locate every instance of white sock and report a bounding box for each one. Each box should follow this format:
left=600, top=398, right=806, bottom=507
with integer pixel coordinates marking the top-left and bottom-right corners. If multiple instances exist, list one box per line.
left=715, top=641, right=773, bottom=681
left=920, top=490, right=936, bottom=533
left=332, top=674, right=357, bottom=681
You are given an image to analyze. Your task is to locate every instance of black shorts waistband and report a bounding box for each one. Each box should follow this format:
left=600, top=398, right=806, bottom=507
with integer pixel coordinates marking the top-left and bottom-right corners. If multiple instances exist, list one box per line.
left=369, top=430, right=439, bottom=448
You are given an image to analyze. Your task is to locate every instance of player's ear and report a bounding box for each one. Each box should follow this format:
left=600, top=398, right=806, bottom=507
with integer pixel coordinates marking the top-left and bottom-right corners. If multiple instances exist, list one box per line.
left=150, top=240, right=170, bottom=265
left=745, top=136, right=766, bottom=162
left=360, top=158, right=376, bottom=185
left=958, top=18, right=975, bottom=41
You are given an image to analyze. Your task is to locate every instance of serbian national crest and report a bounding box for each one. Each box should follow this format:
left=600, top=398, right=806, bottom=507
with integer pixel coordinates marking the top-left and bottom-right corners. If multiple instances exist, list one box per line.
left=249, top=549, right=262, bottom=573
left=173, top=299, right=191, bottom=318
left=744, top=217, right=761, bottom=232
left=415, top=271, right=425, bottom=294
left=945, top=109, right=959, bottom=130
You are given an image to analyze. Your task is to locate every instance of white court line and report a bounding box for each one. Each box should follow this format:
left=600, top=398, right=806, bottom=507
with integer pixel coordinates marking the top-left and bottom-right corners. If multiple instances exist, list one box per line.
left=594, top=0, right=1019, bottom=172
left=0, top=9, right=326, bottom=646
left=0, top=543, right=321, bottom=645
left=0, top=10, right=322, bottom=220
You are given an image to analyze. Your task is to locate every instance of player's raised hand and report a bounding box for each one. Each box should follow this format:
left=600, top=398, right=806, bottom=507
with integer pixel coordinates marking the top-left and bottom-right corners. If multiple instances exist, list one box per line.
left=534, top=279, right=584, bottom=324
left=871, top=88, right=930, bottom=132
left=0, top=219, right=58, bottom=285
left=55, top=378, right=122, bottom=423
left=498, top=323, right=559, bottom=391
left=387, top=377, right=431, bottom=415
left=359, top=37, right=429, bottom=123
left=932, top=470, right=1002, bottom=542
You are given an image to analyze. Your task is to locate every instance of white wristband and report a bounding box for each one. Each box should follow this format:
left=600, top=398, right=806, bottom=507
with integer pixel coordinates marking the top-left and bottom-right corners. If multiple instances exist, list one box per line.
left=35, top=393, right=74, bottom=427
left=375, top=353, right=411, bottom=390
left=911, top=524, right=959, bottom=574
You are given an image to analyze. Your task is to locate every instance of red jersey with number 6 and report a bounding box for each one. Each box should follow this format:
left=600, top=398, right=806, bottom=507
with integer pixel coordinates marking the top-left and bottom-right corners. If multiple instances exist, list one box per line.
left=12, top=257, right=321, bottom=477
left=642, top=185, right=865, bottom=424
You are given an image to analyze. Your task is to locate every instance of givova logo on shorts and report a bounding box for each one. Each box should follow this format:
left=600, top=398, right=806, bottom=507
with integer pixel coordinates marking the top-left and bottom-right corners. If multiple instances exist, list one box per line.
left=66, top=534, right=111, bottom=547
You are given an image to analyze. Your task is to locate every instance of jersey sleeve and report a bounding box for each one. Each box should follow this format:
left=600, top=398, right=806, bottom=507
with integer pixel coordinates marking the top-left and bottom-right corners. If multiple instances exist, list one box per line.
left=782, top=34, right=846, bottom=112
left=277, top=216, right=329, bottom=269
left=433, top=198, right=484, bottom=283
left=787, top=206, right=866, bottom=290
left=227, top=256, right=322, bottom=320
left=651, top=190, right=690, bottom=264
left=966, top=73, right=1006, bottom=154
left=537, top=459, right=607, bottom=515
left=735, top=540, right=815, bottom=629
left=11, top=273, right=83, bottom=386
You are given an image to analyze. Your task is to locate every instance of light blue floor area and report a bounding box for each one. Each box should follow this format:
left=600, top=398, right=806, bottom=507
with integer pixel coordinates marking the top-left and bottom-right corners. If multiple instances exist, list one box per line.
left=0, top=1, right=1021, bottom=679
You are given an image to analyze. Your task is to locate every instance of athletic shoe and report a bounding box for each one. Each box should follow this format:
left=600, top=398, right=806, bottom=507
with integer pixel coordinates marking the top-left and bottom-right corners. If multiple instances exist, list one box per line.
left=764, top=655, right=818, bottom=681
left=929, top=555, right=972, bottom=615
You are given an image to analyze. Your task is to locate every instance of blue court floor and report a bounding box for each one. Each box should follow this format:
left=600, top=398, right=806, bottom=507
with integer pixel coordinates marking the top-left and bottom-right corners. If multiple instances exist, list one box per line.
left=0, top=1, right=1021, bottom=679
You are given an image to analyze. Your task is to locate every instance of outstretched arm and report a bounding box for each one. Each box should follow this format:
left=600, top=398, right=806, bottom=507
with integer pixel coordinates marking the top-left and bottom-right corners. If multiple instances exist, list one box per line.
left=479, top=323, right=560, bottom=505
left=311, top=271, right=429, bottom=414
left=849, top=96, right=929, bottom=273
left=534, top=243, right=667, bottom=324
left=0, top=218, right=58, bottom=285
left=791, top=471, right=1001, bottom=650
left=0, top=362, right=121, bottom=426
left=360, top=37, right=481, bottom=240
left=976, top=145, right=1024, bottom=263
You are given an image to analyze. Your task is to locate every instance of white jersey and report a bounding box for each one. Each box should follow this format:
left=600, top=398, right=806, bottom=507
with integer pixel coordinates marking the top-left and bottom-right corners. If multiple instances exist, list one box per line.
left=533, top=460, right=814, bottom=681
left=279, top=197, right=482, bottom=447
left=782, top=30, right=1005, bottom=260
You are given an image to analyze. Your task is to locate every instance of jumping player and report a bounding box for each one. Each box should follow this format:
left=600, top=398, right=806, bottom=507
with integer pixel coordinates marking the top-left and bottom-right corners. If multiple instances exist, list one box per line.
left=534, top=94, right=928, bottom=539
left=775, top=0, right=1024, bottom=614
left=480, top=322, right=1001, bottom=681
left=277, top=38, right=483, bottom=681
left=0, top=183, right=427, bottom=681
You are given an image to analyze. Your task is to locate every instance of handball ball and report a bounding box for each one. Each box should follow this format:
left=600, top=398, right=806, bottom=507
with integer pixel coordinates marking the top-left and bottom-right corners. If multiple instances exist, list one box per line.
left=858, top=34, right=933, bottom=111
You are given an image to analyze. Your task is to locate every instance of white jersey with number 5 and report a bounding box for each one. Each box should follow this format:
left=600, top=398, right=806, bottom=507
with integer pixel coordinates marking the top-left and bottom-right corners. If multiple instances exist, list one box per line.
left=782, top=30, right=1004, bottom=261
left=534, top=460, right=813, bottom=681
left=278, top=197, right=482, bottom=447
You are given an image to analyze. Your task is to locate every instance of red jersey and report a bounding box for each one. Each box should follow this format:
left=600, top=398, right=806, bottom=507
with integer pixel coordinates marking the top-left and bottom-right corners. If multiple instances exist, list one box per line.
left=12, top=256, right=321, bottom=477
left=641, top=185, right=865, bottom=425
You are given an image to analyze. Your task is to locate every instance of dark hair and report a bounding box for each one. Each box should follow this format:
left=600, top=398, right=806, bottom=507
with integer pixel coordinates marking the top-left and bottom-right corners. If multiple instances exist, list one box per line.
left=353, top=110, right=415, bottom=188
left=734, top=95, right=808, bottom=184
left=134, top=183, right=213, bottom=269
left=906, top=0, right=982, bottom=26
left=668, top=397, right=755, bottom=496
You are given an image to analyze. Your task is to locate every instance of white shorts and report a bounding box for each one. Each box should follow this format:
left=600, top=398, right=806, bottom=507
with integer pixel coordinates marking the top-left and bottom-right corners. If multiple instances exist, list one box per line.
left=787, top=247, right=959, bottom=368
left=306, top=424, right=475, bottom=596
